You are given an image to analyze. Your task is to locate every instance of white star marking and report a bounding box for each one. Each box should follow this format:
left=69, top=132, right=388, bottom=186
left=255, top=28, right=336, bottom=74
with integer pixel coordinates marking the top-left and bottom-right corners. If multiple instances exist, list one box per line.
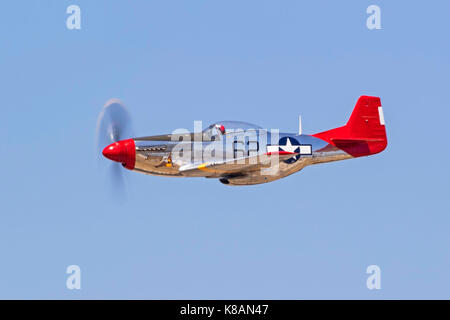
left=280, top=138, right=299, bottom=153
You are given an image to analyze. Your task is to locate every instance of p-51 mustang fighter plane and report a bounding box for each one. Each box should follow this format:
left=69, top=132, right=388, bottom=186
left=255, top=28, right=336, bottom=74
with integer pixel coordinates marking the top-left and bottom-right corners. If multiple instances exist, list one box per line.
left=97, top=96, right=387, bottom=186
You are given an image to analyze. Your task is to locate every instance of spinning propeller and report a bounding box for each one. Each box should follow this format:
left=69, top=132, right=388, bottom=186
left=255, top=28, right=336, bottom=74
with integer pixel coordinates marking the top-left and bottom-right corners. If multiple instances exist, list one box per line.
left=96, top=99, right=134, bottom=195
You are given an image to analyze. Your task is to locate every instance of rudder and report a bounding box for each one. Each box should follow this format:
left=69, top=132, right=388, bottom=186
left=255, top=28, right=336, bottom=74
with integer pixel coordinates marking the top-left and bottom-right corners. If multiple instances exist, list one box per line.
left=347, top=96, right=386, bottom=140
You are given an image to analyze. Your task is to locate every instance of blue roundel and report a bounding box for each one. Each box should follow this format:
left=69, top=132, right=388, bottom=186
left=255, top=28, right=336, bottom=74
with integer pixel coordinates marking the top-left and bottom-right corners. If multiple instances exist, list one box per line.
left=278, top=136, right=301, bottom=164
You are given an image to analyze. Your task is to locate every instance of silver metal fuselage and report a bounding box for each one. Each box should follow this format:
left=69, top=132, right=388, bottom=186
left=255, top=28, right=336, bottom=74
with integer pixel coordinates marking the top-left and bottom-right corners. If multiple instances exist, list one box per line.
left=132, top=132, right=351, bottom=185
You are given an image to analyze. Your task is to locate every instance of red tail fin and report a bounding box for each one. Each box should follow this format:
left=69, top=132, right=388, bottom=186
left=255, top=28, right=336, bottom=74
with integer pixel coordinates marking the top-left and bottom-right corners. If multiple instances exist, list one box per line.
left=312, top=96, right=387, bottom=157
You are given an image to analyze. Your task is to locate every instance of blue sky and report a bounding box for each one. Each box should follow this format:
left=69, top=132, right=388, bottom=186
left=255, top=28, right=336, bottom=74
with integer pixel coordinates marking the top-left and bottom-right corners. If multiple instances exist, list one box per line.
left=1, top=0, right=449, bottom=299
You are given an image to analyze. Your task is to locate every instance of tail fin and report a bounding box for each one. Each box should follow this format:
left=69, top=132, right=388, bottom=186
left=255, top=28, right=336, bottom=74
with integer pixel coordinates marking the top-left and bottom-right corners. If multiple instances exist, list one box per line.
left=312, top=96, right=387, bottom=157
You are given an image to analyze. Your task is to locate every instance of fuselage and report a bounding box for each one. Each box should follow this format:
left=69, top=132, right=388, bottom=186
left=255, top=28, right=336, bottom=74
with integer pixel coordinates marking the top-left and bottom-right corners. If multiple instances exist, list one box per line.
left=129, top=131, right=351, bottom=185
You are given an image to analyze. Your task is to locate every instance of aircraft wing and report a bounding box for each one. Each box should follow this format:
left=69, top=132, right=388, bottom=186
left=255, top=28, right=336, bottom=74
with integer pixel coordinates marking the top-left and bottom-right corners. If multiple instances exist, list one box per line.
left=178, top=151, right=298, bottom=175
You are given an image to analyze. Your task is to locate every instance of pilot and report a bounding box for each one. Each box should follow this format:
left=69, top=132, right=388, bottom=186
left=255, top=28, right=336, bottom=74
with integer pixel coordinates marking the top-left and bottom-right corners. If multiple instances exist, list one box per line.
left=215, top=124, right=226, bottom=135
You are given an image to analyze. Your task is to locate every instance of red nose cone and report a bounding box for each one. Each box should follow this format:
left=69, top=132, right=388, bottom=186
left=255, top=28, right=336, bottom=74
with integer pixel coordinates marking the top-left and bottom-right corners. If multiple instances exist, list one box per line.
left=102, top=139, right=135, bottom=170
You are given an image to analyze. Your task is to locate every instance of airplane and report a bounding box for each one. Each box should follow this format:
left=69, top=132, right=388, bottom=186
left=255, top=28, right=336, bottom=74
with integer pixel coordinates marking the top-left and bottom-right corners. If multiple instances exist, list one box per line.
left=97, top=95, right=387, bottom=186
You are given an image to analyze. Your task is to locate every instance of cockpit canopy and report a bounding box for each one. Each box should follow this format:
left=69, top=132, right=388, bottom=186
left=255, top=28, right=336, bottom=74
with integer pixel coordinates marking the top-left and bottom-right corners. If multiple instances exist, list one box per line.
left=205, top=121, right=262, bottom=131
left=202, top=121, right=263, bottom=140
